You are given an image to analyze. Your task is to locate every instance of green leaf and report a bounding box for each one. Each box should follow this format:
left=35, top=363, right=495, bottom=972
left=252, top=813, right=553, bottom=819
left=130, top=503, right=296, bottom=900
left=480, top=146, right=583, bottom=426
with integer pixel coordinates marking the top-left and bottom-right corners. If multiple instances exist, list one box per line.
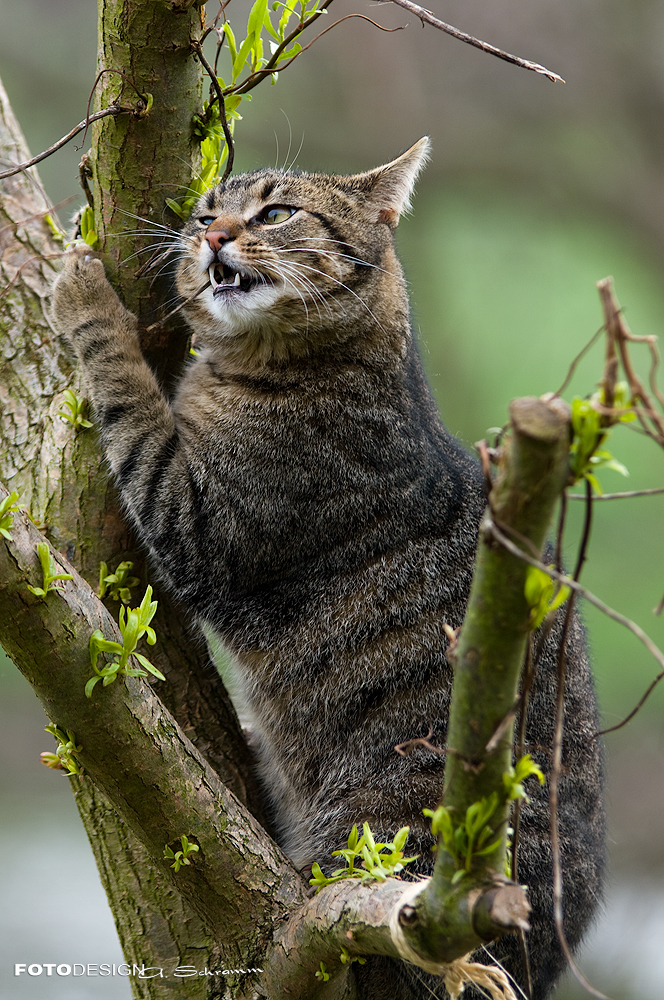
left=223, top=21, right=238, bottom=63
left=85, top=675, right=102, bottom=698
left=165, top=198, right=186, bottom=219
left=233, top=33, right=255, bottom=80
left=134, top=653, right=165, bottom=680
left=525, top=564, right=570, bottom=631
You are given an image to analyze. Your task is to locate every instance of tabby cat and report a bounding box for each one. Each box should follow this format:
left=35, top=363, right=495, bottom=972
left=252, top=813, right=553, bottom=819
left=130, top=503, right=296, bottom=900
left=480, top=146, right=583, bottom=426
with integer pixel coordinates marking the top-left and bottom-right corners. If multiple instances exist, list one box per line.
left=51, top=139, right=605, bottom=999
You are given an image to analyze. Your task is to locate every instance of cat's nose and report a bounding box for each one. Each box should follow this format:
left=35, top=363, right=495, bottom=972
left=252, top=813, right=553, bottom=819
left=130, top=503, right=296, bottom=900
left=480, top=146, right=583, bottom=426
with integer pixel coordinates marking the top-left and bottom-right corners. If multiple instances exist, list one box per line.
left=205, top=229, right=232, bottom=254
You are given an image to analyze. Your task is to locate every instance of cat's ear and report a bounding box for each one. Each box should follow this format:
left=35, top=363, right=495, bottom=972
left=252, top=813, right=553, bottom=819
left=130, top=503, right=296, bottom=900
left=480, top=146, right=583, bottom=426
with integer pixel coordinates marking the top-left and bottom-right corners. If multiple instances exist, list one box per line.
left=353, top=137, right=431, bottom=227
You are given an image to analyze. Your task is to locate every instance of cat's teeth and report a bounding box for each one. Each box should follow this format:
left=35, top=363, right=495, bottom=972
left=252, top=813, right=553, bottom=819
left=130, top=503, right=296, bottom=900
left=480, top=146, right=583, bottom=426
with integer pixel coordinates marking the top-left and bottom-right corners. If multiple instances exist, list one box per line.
left=233, top=272, right=241, bottom=287
left=208, top=264, right=219, bottom=288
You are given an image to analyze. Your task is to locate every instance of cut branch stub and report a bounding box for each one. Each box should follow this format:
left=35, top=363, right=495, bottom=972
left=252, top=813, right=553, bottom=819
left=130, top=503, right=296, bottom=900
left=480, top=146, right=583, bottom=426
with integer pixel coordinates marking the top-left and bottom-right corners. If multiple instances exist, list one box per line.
left=399, top=396, right=571, bottom=965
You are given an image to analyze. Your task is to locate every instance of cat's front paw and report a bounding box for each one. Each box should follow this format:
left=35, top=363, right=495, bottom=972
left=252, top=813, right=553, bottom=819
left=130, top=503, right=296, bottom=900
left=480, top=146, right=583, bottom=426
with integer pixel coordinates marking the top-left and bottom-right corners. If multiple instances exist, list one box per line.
left=51, top=247, right=134, bottom=347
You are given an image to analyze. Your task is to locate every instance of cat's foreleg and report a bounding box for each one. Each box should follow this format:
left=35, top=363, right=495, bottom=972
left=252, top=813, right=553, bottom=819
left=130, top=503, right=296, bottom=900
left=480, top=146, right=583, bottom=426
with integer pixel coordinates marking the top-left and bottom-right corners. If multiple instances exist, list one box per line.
left=51, top=249, right=177, bottom=478
left=50, top=251, right=193, bottom=578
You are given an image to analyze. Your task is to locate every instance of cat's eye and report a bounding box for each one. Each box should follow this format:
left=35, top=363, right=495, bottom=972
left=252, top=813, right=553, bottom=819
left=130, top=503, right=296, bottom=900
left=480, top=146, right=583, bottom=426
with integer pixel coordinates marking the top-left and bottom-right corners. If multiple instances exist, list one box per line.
left=198, top=216, right=216, bottom=227
left=260, top=206, right=296, bottom=226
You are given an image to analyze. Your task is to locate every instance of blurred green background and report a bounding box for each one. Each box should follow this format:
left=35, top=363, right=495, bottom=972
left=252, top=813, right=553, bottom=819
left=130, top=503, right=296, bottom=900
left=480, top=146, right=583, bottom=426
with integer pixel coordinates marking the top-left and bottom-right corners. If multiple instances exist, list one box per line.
left=2, top=1, right=664, bottom=997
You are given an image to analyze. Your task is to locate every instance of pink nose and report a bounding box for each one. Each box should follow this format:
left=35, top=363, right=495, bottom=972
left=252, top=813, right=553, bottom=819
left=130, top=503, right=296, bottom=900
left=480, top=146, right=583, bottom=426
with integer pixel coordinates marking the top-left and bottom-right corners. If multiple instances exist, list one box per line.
left=205, top=230, right=231, bottom=253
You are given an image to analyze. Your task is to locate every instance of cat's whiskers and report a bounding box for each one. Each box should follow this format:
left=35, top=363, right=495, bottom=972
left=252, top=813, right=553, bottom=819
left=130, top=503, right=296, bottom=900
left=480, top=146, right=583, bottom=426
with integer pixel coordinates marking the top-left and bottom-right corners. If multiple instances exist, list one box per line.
left=120, top=241, right=183, bottom=266
left=263, top=258, right=335, bottom=325
left=117, top=209, right=182, bottom=237
left=273, top=258, right=384, bottom=331
left=255, top=257, right=317, bottom=328
left=277, top=245, right=397, bottom=278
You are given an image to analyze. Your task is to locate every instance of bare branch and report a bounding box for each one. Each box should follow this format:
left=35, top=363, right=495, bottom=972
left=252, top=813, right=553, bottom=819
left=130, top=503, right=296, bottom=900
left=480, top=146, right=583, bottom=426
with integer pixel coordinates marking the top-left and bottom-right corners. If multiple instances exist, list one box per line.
left=191, top=38, right=235, bottom=181
left=549, top=479, right=607, bottom=999
left=597, top=277, right=664, bottom=447
left=381, top=0, right=564, bottom=83
left=231, top=0, right=336, bottom=96
left=567, top=487, right=664, bottom=500
left=486, top=518, right=664, bottom=734
left=0, top=107, right=130, bottom=180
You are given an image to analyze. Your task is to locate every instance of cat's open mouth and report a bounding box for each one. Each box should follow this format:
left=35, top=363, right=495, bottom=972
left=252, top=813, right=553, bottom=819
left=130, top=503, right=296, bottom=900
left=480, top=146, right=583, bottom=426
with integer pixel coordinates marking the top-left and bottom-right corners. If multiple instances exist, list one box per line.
left=208, top=263, right=268, bottom=296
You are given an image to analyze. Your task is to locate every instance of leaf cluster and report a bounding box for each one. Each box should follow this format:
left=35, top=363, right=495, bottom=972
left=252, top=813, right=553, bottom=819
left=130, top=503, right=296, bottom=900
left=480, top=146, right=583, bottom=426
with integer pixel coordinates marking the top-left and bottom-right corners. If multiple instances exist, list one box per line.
left=0, top=491, right=21, bottom=541
left=502, top=754, right=545, bottom=801
left=524, top=565, right=571, bottom=630
left=309, top=822, right=417, bottom=892
left=86, top=586, right=164, bottom=697
left=569, top=382, right=633, bottom=494
left=75, top=206, right=99, bottom=251
left=425, top=755, right=545, bottom=884
left=339, top=945, right=366, bottom=967
left=168, top=0, right=326, bottom=218
left=41, top=724, right=83, bottom=776
left=424, top=795, right=502, bottom=885
left=98, top=560, right=140, bottom=604
left=27, top=541, right=74, bottom=599
left=164, top=835, right=200, bottom=872
left=56, top=389, right=93, bottom=431
left=315, top=962, right=330, bottom=982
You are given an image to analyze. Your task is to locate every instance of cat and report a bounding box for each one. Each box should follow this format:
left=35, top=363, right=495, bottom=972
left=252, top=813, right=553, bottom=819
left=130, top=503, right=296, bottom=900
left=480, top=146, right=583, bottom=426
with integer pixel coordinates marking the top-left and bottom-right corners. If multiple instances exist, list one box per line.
left=51, top=138, right=605, bottom=999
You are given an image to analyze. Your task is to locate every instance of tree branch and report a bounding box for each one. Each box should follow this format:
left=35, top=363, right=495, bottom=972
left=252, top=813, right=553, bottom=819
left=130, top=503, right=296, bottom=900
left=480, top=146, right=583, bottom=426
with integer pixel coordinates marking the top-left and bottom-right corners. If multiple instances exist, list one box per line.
left=395, top=397, right=571, bottom=967
left=0, top=488, right=307, bottom=944
left=0, top=107, right=131, bottom=180
left=381, top=0, right=564, bottom=83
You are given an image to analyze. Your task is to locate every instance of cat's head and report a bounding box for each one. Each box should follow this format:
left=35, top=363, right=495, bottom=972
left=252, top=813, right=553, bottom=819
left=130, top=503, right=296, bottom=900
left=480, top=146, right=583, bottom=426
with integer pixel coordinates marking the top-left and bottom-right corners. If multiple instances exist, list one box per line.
left=176, top=138, right=430, bottom=359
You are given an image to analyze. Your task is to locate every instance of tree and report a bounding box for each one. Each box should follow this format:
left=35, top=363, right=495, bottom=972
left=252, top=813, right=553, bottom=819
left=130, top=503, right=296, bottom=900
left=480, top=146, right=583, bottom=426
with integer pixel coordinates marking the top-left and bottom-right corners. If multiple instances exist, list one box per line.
left=1, top=2, right=661, bottom=998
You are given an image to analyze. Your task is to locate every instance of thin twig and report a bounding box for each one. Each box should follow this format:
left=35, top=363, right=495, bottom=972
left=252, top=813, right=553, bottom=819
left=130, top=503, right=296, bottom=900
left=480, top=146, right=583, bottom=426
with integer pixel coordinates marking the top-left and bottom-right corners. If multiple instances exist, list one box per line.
left=395, top=727, right=445, bottom=757
left=381, top=0, right=564, bottom=83
left=597, top=671, right=664, bottom=736
left=248, top=13, right=406, bottom=80
left=512, top=639, right=535, bottom=1000
left=201, top=0, right=232, bottom=43
left=0, top=252, right=68, bottom=300
left=79, top=68, right=149, bottom=151
left=567, top=487, right=664, bottom=500
left=548, top=479, right=611, bottom=999
left=598, top=278, right=664, bottom=447
left=554, top=489, right=567, bottom=574
left=554, top=324, right=606, bottom=399
left=191, top=38, right=235, bottom=182
left=0, top=196, right=75, bottom=240
left=475, top=439, right=495, bottom=495
left=486, top=518, right=664, bottom=734
left=0, top=108, right=131, bottom=181
left=511, top=640, right=535, bottom=877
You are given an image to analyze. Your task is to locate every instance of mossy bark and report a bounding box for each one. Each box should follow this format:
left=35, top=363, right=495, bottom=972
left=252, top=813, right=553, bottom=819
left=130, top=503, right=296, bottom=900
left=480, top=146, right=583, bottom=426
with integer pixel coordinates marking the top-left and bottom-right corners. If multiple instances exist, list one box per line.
left=92, top=0, right=204, bottom=370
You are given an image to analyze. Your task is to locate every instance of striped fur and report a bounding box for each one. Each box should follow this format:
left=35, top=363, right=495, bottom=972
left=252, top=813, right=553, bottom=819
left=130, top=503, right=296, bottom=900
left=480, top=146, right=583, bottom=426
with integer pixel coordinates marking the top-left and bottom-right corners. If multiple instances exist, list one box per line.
left=51, top=140, right=604, bottom=999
